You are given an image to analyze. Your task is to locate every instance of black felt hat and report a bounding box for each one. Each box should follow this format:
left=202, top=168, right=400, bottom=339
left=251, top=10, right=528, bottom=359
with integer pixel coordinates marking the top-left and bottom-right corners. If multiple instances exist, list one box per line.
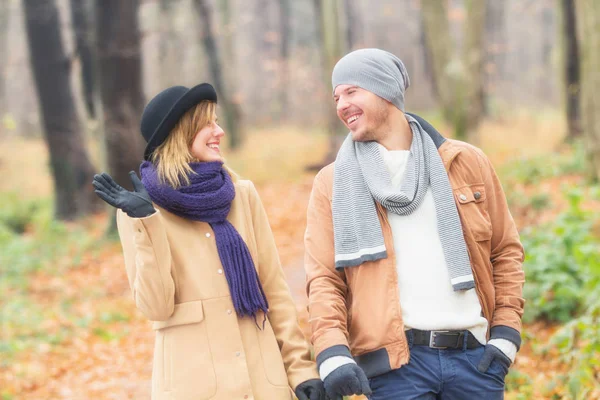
left=140, top=83, right=218, bottom=160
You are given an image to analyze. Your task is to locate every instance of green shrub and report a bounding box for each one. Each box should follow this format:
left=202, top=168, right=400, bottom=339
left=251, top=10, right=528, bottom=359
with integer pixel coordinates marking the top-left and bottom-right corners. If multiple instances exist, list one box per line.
left=0, top=194, right=98, bottom=360
left=505, top=369, right=533, bottom=398
left=0, top=193, right=40, bottom=234
left=522, top=188, right=600, bottom=323
left=545, top=294, right=600, bottom=399
left=500, top=140, right=588, bottom=186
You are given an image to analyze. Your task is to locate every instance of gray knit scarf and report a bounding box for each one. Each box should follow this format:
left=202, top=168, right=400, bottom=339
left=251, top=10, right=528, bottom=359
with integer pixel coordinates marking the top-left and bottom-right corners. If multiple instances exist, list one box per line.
left=332, top=115, right=475, bottom=291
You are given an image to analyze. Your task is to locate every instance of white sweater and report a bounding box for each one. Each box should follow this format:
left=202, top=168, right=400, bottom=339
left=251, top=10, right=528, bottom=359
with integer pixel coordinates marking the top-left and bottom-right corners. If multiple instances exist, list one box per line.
left=379, top=146, right=489, bottom=345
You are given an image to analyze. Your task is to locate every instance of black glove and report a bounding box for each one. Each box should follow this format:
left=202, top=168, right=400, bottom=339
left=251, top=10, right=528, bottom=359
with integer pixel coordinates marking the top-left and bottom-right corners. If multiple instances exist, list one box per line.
left=92, top=171, right=155, bottom=218
left=323, top=363, right=372, bottom=400
left=295, top=378, right=326, bottom=400
left=477, top=325, right=520, bottom=373
left=477, top=344, right=511, bottom=373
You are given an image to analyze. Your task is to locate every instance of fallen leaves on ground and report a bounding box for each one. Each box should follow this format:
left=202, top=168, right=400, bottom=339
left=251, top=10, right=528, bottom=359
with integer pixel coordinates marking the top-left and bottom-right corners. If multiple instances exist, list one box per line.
left=2, top=174, right=599, bottom=399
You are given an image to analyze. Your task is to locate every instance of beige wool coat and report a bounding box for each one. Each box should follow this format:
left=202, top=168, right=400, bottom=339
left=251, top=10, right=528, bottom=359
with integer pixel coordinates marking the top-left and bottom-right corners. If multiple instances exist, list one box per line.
left=117, top=179, right=318, bottom=400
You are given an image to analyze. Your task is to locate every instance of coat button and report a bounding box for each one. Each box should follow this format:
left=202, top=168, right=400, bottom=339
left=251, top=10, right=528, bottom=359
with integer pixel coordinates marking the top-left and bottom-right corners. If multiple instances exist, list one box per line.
left=227, top=309, right=232, bottom=315
left=218, top=269, right=223, bottom=274
left=205, top=233, right=211, bottom=238
left=459, top=194, right=467, bottom=201
left=474, top=191, right=481, bottom=200
left=236, top=351, right=241, bottom=357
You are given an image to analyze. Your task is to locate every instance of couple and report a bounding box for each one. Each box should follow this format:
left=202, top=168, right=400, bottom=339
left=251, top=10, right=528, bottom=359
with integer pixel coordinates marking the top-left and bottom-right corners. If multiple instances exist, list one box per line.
left=93, top=49, right=525, bottom=400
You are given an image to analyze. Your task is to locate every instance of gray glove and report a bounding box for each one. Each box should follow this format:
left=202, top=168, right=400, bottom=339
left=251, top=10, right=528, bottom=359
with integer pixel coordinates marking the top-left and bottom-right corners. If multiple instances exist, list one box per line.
left=295, top=378, right=326, bottom=400
left=92, top=171, right=155, bottom=218
left=323, top=363, right=372, bottom=400
left=477, top=344, right=511, bottom=373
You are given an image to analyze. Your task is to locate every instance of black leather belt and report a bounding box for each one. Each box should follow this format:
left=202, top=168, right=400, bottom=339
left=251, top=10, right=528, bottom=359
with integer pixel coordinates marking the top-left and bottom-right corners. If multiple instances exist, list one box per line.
left=407, top=329, right=482, bottom=349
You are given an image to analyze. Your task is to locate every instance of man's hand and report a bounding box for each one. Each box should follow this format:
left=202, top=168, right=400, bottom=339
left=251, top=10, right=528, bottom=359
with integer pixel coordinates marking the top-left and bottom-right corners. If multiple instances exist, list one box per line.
left=323, top=363, right=371, bottom=400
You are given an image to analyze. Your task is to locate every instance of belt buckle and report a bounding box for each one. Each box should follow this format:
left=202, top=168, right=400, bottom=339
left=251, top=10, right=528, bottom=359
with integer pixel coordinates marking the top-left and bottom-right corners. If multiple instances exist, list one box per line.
left=429, top=331, right=450, bottom=349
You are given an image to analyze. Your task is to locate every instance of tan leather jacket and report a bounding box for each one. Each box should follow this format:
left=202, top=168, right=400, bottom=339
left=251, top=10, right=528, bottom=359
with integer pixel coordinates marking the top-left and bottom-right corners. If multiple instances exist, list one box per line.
left=304, top=138, right=525, bottom=377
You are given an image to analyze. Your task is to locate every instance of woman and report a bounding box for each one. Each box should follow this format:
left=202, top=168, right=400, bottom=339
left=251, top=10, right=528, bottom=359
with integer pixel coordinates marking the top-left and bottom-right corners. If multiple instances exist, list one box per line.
left=92, top=83, right=324, bottom=400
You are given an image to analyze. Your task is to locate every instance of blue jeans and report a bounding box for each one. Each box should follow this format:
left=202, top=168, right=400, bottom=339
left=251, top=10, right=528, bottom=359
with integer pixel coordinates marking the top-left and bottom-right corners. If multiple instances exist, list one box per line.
left=369, top=345, right=508, bottom=400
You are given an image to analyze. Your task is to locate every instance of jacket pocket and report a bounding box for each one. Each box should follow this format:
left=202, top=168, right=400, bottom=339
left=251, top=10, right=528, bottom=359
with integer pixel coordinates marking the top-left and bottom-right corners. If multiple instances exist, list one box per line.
left=152, top=300, right=217, bottom=398
left=257, top=318, right=290, bottom=388
left=454, top=184, right=492, bottom=242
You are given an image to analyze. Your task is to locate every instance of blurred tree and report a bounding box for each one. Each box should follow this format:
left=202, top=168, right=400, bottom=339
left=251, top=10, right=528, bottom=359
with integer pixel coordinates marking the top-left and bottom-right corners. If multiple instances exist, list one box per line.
left=577, top=0, right=600, bottom=181
left=218, top=0, right=244, bottom=126
left=158, top=0, right=182, bottom=88
left=483, top=0, right=506, bottom=116
left=253, top=0, right=279, bottom=119
left=421, top=0, right=487, bottom=141
left=539, top=3, right=555, bottom=100
left=421, top=1, right=455, bottom=132
left=420, top=10, right=437, bottom=99
left=314, top=0, right=347, bottom=165
left=95, top=0, right=146, bottom=192
left=218, top=0, right=235, bottom=68
left=23, top=0, right=100, bottom=219
left=278, top=0, right=291, bottom=120
left=69, top=0, right=96, bottom=119
left=559, top=0, right=582, bottom=139
left=0, top=0, right=9, bottom=120
left=343, top=0, right=361, bottom=50
left=194, top=0, right=243, bottom=149
left=464, top=0, right=486, bottom=137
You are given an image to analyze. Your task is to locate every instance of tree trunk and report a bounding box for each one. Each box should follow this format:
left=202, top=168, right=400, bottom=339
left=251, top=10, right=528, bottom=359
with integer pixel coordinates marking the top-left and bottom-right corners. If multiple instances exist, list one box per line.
left=95, top=0, right=146, bottom=191
left=218, top=0, right=244, bottom=127
left=421, top=0, right=455, bottom=122
left=539, top=4, right=555, bottom=100
left=420, top=9, right=438, bottom=100
left=194, top=0, right=242, bottom=149
left=577, top=0, right=600, bottom=181
left=70, top=0, right=96, bottom=119
left=23, top=0, right=100, bottom=220
left=484, top=0, right=506, bottom=116
left=343, top=0, right=360, bottom=50
left=560, top=0, right=582, bottom=139
left=421, top=0, right=487, bottom=141
left=278, top=0, right=291, bottom=120
left=0, top=0, right=10, bottom=119
left=158, top=0, right=182, bottom=88
left=218, top=0, right=234, bottom=67
left=464, top=0, right=487, bottom=137
left=314, top=0, right=346, bottom=165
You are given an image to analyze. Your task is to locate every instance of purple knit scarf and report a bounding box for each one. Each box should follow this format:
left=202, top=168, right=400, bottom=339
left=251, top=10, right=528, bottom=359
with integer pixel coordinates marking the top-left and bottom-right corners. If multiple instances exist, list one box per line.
left=140, top=160, right=269, bottom=320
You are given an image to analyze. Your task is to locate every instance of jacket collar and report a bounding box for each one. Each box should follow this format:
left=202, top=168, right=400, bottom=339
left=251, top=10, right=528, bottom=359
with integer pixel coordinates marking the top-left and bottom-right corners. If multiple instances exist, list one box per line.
left=405, top=112, right=462, bottom=170
left=439, top=140, right=463, bottom=170
left=405, top=112, right=446, bottom=149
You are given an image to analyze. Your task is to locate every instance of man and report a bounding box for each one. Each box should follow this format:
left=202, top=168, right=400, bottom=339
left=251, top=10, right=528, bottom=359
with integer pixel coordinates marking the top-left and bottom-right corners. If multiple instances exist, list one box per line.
left=304, top=48, right=525, bottom=400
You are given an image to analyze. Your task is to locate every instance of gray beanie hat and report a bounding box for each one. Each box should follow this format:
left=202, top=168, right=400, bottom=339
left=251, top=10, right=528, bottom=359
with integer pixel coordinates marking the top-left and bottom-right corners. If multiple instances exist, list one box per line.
left=332, top=48, right=411, bottom=111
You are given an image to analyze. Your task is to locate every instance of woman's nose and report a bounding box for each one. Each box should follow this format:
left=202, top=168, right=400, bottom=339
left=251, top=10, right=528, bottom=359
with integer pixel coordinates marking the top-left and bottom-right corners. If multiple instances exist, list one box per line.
left=215, top=123, right=225, bottom=137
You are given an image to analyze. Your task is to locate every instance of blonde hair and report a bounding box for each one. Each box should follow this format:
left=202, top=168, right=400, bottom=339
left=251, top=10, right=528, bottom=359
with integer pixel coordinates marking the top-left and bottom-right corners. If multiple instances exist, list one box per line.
left=150, top=101, right=238, bottom=188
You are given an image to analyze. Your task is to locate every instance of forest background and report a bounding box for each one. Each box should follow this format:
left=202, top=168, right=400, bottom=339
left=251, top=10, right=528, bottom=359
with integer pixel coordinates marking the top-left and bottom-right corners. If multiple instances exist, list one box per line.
left=1, top=0, right=600, bottom=398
